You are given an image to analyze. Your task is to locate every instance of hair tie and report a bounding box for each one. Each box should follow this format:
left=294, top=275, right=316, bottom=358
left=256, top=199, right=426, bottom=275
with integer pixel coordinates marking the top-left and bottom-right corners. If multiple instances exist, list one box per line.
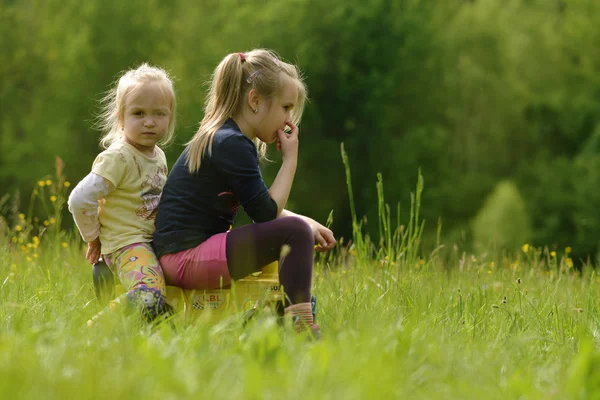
left=238, top=53, right=246, bottom=62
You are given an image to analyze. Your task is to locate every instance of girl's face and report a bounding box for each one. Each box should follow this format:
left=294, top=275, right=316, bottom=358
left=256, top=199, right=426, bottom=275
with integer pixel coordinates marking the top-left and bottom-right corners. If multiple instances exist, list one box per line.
left=254, top=78, right=298, bottom=144
left=121, top=82, right=172, bottom=156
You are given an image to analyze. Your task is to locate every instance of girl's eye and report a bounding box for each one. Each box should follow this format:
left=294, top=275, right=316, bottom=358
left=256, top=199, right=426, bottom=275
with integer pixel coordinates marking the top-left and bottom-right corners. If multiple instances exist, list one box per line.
left=134, top=111, right=144, bottom=116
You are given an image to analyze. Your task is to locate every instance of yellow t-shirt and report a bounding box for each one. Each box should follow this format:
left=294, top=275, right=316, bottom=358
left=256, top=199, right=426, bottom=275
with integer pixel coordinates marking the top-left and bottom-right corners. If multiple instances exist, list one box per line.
left=92, top=141, right=168, bottom=255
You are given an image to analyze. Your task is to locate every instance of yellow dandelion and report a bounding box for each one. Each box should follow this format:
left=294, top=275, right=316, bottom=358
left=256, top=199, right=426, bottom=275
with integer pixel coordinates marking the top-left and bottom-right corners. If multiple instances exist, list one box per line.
left=64, top=181, right=71, bottom=187
left=18, top=213, right=25, bottom=220
left=33, top=253, right=38, bottom=258
left=32, top=236, right=39, bottom=244
left=490, top=261, right=495, bottom=268
left=20, top=245, right=27, bottom=252
left=565, top=246, right=572, bottom=254
left=32, top=243, right=38, bottom=249
left=550, top=251, right=556, bottom=257
left=26, top=256, right=32, bottom=262
left=419, top=259, right=425, bottom=265
left=50, top=195, right=57, bottom=202
left=43, top=220, right=49, bottom=226
left=521, top=243, right=529, bottom=253
left=27, top=243, right=32, bottom=248
left=488, top=270, right=492, bottom=274
left=38, top=180, right=45, bottom=187
left=45, top=179, right=52, bottom=186
left=61, top=242, right=68, bottom=248
left=15, top=225, right=22, bottom=232
left=11, top=237, right=17, bottom=243
left=566, top=258, right=573, bottom=268
left=50, top=217, right=56, bottom=224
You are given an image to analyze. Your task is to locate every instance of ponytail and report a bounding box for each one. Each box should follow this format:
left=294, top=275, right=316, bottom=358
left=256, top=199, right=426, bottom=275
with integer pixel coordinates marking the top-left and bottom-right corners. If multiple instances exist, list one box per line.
left=186, top=54, right=245, bottom=173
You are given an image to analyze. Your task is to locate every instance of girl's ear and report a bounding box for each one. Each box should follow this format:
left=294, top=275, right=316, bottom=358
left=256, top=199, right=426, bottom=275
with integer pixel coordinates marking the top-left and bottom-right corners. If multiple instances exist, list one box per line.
left=247, top=89, right=260, bottom=111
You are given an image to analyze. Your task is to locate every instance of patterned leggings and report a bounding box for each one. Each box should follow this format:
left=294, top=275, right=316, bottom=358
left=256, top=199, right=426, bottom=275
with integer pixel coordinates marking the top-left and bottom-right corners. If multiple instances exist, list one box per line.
left=102, top=242, right=167, bottom=321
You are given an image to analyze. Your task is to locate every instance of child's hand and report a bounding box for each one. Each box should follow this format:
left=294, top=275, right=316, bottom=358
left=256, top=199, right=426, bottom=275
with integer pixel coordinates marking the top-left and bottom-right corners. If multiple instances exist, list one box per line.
left=86, top=237, right=102, bottom=264
left=307, top=219, right=336, bottom=252
left=276, top=121, right=299, bottom=159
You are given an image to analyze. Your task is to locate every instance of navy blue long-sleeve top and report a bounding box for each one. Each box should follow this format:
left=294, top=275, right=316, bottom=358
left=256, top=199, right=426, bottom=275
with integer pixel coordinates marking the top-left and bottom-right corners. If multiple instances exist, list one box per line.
left=153, top=119, right=277, bottom=257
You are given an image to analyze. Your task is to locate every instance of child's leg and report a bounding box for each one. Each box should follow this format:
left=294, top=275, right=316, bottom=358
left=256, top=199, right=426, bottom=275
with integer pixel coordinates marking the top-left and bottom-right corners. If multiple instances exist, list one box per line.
left=111, top=243, right=168, bottom=318
left=226, top=216, right=314, bottom=304
left=226, top=216, right=318, bottom=333
left=89, top=243, right=167, bottom=325
left=160, top=216, right=314, bottom=301
left=159, top=216, right=317, bottom=332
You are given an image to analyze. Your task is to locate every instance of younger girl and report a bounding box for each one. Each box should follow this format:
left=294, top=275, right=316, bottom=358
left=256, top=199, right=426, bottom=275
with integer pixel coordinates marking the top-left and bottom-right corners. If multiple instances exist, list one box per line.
left=68, top=63, right=176, bottom=323
left=154, top=49, right=336, bottom=335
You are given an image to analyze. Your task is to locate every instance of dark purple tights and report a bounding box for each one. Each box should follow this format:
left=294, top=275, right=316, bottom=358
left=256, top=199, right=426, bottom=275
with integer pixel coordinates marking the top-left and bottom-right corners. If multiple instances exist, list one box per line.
left=225, top=216, right=314, bottom=305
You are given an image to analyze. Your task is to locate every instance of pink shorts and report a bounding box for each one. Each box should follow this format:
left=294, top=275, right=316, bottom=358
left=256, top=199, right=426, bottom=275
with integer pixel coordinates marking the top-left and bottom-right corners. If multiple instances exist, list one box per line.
left=158, top=232, right=232, bottom=290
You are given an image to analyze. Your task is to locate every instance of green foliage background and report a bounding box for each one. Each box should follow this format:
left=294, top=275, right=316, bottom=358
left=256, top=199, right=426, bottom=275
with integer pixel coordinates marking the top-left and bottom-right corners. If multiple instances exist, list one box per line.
left=2, top=0, right=600, bottom=261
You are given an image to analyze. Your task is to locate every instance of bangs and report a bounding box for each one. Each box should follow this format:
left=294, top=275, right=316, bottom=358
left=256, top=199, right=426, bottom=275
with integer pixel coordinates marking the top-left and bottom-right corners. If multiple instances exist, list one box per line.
left=279, top=74, right=306, bottom=126
left=123, top=80, right=175, bottom=111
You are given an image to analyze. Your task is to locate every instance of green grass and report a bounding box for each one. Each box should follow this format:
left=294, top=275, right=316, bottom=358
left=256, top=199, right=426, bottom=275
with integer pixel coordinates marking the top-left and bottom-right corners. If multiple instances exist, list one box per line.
left=1, top=238, right=600, bottom=399
left=2, top=156, right=600, bottom=399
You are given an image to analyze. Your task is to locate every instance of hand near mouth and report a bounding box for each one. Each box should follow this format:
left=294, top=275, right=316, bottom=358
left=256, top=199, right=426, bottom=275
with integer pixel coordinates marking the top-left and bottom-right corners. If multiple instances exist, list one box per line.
left=276, top=121, right=298, bottom=159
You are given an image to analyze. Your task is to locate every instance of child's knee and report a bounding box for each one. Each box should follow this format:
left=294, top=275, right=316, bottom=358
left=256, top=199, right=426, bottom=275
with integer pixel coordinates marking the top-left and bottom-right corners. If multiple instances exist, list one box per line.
left=282, top=216, right=313, bottom=241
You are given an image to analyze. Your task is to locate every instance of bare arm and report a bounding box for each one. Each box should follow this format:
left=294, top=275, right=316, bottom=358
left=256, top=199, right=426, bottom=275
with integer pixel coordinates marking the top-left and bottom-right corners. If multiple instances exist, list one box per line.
left=268, top=121, right=298, bottom=215
left=268, top=157, right=297, bottom=216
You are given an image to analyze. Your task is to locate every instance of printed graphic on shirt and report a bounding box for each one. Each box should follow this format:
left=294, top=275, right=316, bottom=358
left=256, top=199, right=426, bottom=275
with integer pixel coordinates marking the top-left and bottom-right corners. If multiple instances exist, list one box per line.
left=136, top=166, right=168, bottom=220
left=215, top=191, right=240, bottom=220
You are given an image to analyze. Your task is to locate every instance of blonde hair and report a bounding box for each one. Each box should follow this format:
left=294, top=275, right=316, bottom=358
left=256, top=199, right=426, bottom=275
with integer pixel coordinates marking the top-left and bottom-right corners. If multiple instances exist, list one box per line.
left=186, top=49, right=307, bottom=173
left=97, top=63, right=177, bottom=149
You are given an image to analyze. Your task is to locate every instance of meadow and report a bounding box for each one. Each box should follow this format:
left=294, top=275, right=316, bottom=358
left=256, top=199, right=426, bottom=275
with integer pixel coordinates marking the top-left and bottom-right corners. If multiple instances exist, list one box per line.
left=1, top=157, right=599, bottom=399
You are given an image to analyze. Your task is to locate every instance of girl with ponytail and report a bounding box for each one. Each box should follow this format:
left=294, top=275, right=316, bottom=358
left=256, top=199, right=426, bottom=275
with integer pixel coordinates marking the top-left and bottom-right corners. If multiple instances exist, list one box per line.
left=154, top=49, right=335, bottom=335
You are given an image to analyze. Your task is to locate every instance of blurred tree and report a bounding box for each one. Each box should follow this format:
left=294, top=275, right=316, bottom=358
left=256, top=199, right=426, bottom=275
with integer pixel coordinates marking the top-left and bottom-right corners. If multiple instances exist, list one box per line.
left=471, top=180, right=532, bottom=252
left=2, top=0, right=600, bottom=260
